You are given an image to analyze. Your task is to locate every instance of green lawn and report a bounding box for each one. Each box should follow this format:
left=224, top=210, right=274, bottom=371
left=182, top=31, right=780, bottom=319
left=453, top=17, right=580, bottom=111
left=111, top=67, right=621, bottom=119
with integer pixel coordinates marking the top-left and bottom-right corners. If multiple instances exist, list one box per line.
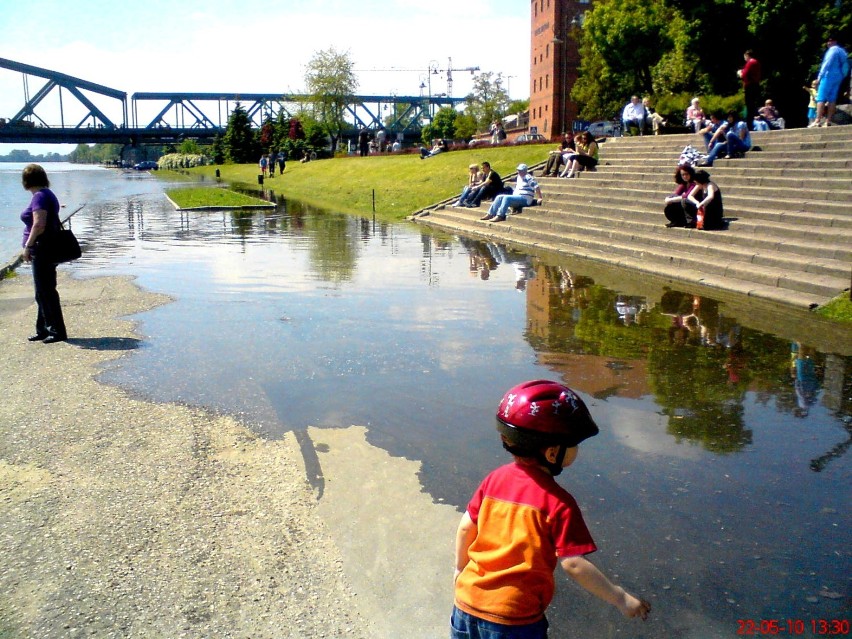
left=165, top=187, right=272, bottom=209
left=815, top=293, right=852, bottom=323
left=167, top=144, right=553, bottom=221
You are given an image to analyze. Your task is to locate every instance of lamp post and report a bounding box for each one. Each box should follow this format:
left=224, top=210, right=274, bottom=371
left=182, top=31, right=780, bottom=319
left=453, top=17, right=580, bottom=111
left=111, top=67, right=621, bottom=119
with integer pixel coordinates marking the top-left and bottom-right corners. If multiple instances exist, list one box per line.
left=427, top=60, right=441, bottom=120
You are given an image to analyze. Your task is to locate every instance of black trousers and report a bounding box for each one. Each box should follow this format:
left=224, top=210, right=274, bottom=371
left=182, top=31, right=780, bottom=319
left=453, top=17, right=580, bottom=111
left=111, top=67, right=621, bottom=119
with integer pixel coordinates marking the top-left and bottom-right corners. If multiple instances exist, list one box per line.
left=32, top=254, right=67, bottom=339
left=745, top=85, right=761, bottom=129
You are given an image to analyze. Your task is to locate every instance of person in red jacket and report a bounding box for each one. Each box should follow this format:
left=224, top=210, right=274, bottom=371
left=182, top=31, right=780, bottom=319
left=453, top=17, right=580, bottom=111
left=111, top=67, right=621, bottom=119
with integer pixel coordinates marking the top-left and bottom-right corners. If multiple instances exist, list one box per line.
left=738, top=50, right=762, bottom=129
left=452, top=380, right=652, bottom=638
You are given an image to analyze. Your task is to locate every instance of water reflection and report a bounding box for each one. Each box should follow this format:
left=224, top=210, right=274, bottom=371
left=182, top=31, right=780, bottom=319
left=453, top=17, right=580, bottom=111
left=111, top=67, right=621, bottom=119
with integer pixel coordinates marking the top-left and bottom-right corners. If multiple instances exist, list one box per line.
left=50, top=176, right=849, bottom=637
left=515, top=256, right=850, bottom=463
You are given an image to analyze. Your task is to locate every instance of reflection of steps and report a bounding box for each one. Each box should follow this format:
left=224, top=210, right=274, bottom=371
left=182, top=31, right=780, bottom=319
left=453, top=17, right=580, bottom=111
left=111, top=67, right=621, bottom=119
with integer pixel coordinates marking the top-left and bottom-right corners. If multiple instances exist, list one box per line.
left=412, top=127, right=852, bottom=309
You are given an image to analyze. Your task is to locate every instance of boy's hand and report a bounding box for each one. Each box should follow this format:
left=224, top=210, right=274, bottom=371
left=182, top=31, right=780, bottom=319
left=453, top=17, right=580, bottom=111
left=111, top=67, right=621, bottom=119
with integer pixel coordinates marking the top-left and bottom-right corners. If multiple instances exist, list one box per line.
left=619, top=593, right=651, bottom=620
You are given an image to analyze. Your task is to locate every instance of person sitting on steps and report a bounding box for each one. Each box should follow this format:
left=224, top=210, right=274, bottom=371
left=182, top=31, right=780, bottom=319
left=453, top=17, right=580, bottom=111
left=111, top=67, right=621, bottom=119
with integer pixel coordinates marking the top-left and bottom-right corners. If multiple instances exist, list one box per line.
left=465, top=161, right=505, bottom=208
left=663, top=164, right=697, bottom=228
left=453, top=164, right=484, bottom=208
left=481, top=163, right=542, bottom=222
left=686, top=170, right=725, bottom=230
left=560, top=131, right=598, bottom=178
left=621, top=95, right=647, bottom=136
left=643, top=97, right=667, bottom=135
left=543, top=132, right=575, bottom=176
left=700, top=111, right=751, bottom=167
left=685, top=97, right=706, bottom=133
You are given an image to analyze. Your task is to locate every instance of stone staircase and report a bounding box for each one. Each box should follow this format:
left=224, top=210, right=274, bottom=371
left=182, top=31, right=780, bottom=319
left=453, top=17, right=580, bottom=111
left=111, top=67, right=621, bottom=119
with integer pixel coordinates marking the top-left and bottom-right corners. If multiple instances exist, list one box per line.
left=411, top=126, right=852, bottom=310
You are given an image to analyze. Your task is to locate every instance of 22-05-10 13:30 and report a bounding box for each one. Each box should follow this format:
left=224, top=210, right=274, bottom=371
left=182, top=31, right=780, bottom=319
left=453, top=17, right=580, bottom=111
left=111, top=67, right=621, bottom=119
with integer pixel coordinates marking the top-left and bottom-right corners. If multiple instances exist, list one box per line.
left=737, top=619, right=850, bottom=635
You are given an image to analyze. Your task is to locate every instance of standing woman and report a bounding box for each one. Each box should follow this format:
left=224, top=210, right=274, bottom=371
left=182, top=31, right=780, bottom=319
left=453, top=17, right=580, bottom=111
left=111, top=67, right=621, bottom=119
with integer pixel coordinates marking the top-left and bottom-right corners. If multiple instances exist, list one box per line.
left=20, top=164, right=67, bottom=343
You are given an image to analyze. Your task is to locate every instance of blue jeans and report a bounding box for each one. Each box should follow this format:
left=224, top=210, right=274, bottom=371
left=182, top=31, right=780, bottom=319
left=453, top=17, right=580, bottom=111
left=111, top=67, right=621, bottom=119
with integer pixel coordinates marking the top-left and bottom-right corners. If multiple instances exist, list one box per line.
left=488, top=194, right=530, bottom=219
left=450, top=607, right=548, bottom=639
left=457, top=186, right=473, bottom=205
left=705, top=132, right=750, bottom=165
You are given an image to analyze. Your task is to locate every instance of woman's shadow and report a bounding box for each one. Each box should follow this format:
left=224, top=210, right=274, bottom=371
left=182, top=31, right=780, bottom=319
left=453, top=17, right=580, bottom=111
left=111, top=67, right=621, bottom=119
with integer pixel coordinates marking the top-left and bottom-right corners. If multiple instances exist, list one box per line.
left=66, top=337, right=143, bottom=351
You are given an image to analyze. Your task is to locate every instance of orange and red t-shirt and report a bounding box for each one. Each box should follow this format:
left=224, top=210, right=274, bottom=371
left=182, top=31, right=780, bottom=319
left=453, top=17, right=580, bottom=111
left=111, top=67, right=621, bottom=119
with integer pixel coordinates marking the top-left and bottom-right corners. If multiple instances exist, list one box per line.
left=454, top=462, right=597, bottom=625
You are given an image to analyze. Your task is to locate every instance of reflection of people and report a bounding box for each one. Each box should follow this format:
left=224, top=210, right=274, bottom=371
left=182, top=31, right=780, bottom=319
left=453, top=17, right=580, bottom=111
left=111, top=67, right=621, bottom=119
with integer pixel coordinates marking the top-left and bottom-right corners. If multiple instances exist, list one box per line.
left=452, top=380, right=651, bottom=638
left=20, top=164, right=68, bottom=343
left=791, top=343, right=819, bottom=418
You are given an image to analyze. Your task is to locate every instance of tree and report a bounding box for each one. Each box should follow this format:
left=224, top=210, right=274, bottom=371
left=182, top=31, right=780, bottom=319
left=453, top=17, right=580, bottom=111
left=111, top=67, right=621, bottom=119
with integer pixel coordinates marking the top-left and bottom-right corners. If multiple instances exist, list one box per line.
left=464, top=72, right=511, bottom=132
left=421, top=107, right=458, bottom=144
left=222, top=102, right=257, bottom=163
left=304, top=47, right=358, bottom=153
left=571, top=0, right=851, bottom=126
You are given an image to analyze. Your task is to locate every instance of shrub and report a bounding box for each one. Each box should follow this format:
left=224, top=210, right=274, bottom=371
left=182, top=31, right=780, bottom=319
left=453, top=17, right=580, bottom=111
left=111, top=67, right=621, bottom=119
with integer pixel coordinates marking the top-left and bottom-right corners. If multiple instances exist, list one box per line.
left=158, top=153, right=209, bottom=170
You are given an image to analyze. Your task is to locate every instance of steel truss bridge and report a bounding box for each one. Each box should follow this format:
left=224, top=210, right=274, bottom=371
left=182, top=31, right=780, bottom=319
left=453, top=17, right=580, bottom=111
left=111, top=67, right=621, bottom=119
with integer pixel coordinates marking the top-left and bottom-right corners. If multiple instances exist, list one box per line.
left=0, top=57, right=465, bottom=145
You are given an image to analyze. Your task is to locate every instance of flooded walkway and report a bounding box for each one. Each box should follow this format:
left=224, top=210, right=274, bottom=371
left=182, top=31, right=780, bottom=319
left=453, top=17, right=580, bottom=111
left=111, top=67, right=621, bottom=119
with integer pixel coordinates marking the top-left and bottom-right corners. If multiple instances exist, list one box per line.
left=2, top=166, right=850, bottom=637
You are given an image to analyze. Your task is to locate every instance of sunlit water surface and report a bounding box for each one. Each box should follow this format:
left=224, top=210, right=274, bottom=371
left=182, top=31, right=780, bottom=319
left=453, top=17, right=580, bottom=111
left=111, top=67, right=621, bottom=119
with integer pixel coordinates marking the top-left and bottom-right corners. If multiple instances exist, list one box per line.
left=2, top=166, right=849, bottom=638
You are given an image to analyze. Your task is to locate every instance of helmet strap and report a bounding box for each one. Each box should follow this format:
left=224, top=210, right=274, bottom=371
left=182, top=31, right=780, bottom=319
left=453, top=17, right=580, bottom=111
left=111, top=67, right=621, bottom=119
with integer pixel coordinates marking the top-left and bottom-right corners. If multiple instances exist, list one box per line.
left=539, top=444, right=568, bottom=476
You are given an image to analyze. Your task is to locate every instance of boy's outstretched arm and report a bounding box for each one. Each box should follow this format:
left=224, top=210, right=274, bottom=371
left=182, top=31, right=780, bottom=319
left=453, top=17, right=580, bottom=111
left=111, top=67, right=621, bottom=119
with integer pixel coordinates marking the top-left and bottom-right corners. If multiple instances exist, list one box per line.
left=454, top=511, right=477, bottom=581
left=559, top=555, right=651, bottom=620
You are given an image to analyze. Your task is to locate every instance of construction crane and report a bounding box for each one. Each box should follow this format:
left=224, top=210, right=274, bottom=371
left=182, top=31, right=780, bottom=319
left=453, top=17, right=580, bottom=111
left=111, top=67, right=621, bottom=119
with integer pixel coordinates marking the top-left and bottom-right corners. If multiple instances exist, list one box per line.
left=445, top=58, right=480, bottom=97
left=356, top=58, right=480, bottom=97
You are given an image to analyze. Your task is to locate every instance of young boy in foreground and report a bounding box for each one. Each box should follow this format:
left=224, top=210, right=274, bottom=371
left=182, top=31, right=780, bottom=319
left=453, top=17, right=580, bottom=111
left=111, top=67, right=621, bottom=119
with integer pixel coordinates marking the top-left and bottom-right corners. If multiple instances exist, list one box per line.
left=452, top=379, right=651, bottom=638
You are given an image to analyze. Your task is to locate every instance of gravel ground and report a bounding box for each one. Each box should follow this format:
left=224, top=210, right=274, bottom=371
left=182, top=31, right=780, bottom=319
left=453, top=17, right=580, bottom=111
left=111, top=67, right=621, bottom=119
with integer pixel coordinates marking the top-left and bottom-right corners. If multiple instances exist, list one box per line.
left=0, top=271, right=373, bottom=638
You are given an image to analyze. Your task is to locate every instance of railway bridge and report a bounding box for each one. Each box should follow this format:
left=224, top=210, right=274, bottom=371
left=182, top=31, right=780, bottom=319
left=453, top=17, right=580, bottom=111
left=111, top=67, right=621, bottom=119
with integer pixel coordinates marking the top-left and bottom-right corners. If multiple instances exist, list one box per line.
left=0, top=57, right=465, bottom=146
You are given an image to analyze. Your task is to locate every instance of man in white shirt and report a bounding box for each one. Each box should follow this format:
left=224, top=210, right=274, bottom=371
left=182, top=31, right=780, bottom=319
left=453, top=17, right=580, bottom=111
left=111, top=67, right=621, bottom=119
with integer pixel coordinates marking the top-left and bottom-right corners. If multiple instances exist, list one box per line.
left=621, top=96, right=647, bottom=136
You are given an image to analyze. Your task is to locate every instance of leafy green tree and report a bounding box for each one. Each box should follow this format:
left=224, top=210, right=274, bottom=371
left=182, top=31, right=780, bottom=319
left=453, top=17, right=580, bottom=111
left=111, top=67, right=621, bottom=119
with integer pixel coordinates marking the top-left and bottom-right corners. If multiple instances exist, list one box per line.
left=572, top=0, right=851, bottom=126
left=464, top=72, right=510, bottom=132
left=304, top=47, right=358, bottom=153
left=210, top=134, right=225, bottom=165
left=222, top=102, right=257, bottom=163
left=178, top=139, right=201, bottom=155
left=421, top=107, right=458, bottom=144
left=573, top=0, right=698, bottom=119
left=453, top=112, right=478, bottom=140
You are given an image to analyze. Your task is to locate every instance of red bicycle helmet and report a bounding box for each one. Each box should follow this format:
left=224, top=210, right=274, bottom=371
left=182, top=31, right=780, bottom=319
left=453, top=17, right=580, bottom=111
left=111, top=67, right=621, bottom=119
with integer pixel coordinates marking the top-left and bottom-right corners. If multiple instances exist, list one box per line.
left=496, top=380, right=599, bottom=473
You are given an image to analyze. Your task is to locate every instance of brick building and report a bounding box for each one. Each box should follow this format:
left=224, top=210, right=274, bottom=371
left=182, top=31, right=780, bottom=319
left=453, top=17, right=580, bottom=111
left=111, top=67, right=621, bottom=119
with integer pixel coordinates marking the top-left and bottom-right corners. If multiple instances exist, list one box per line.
left=529, top=0, right=592, bottom=141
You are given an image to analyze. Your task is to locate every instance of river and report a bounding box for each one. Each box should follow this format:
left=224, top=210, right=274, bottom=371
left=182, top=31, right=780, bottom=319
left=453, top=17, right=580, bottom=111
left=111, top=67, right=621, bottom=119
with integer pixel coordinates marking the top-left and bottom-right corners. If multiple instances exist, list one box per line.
left=2, top=163, right=849, bottom=638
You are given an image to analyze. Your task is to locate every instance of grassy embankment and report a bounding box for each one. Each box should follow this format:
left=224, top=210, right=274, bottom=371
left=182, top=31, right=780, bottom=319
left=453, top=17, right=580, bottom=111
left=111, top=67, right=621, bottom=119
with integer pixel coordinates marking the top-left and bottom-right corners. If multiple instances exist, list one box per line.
left=815, top=294, right=852, bottom=322
left=169, top=144, right=552, bottom=222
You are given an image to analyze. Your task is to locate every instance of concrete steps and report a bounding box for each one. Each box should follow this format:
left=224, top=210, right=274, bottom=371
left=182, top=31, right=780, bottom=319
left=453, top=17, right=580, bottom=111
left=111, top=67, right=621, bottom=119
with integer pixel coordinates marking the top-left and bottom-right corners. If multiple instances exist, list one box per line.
left=411, top=126, right=852, bottom=309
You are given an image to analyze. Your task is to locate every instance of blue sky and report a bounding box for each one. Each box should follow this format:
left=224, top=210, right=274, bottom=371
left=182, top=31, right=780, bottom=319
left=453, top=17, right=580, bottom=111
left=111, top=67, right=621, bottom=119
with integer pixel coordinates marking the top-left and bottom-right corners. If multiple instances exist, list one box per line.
left=0, top=0, right=531, bottom=154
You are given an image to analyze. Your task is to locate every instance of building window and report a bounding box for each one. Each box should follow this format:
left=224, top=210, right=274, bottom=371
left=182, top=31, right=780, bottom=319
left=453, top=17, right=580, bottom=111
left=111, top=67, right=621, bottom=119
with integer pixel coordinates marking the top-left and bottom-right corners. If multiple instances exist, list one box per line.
left=546, top=74, right=549, bottom=89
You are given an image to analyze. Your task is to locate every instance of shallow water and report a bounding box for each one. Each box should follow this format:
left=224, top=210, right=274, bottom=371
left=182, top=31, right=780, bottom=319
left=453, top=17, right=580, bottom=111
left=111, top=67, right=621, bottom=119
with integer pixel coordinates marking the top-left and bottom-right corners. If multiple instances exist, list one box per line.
left=5, top=167, right=850, bottom=637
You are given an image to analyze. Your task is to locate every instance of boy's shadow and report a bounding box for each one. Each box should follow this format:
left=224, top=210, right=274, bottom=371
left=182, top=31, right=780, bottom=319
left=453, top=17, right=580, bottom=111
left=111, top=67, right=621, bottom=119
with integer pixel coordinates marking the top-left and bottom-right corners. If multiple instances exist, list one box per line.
left=66, top=337, right=143, bottom=351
